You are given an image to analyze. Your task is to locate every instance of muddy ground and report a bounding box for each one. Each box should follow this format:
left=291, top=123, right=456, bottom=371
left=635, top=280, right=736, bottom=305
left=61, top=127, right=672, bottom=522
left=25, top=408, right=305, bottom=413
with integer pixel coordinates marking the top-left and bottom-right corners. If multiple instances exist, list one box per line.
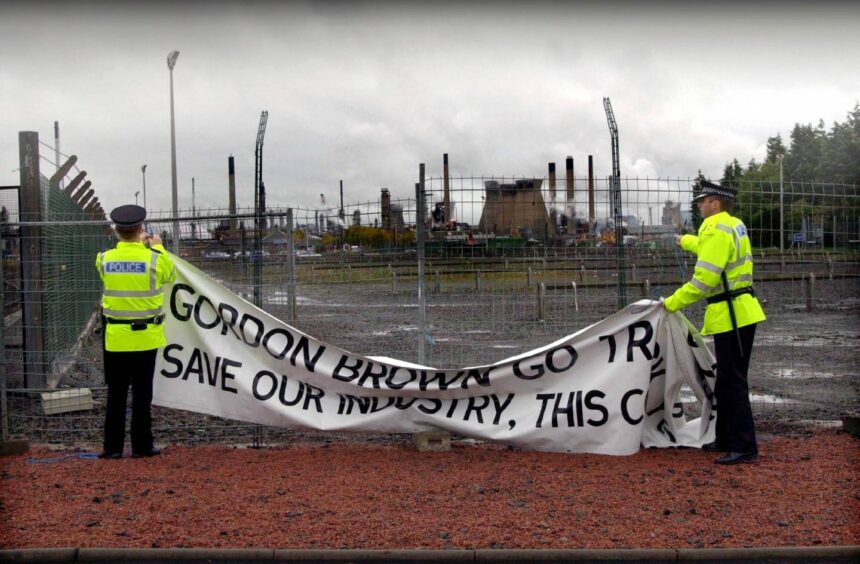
left=4, top=256, right=858, bottom=446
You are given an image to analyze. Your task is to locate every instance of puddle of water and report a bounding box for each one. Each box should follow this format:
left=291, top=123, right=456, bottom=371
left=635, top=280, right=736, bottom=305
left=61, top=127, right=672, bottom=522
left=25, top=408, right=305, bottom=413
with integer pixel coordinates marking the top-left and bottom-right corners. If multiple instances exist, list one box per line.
left=680, top=389, right=792, bottom=404
left=774, top=368, right=842, bottom=379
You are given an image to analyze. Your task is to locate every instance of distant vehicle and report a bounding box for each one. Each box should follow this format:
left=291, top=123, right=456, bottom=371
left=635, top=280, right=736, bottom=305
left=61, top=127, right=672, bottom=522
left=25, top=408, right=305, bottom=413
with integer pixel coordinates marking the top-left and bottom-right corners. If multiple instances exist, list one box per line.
left=296, top=250, right=321, bottom=257
left=204, top=251, right=231, bottom=259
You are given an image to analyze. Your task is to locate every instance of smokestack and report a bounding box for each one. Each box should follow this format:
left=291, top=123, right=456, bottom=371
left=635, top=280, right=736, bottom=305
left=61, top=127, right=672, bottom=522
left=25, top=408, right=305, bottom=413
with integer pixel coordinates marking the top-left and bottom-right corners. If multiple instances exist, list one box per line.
left=548, top=162, right=556, bottom=201
left=443, top=153, right=450, bottom=224
left=588, top=155, right=595, bottom=224
left=339, top=179, right=345, bottom=224
left=381, top=187, right=391, bottom=230
left=228, top=156, right=237, bottom=232
left=565, top=156, right=574, bottom=202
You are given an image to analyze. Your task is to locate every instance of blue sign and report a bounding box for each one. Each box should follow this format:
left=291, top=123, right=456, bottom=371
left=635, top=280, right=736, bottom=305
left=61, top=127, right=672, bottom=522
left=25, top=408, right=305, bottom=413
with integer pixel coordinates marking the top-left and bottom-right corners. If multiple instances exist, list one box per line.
left=793, top=233, right=804, bottom=243
left=105, top=261, right=146, bottom=274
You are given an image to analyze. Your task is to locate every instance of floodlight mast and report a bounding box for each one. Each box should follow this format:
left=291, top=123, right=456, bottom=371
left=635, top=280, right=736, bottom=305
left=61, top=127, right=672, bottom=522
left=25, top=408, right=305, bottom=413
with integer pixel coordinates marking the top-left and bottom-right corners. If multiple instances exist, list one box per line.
left=253, top=110, right=269, bottom=307
left=603, top=97, right=627, bottom=309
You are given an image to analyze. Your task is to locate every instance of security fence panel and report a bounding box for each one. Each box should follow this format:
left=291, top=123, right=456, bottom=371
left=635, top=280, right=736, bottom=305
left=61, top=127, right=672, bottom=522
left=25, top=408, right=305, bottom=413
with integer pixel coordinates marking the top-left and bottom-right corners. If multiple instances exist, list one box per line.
left=1, top=177, right=857, bottom=447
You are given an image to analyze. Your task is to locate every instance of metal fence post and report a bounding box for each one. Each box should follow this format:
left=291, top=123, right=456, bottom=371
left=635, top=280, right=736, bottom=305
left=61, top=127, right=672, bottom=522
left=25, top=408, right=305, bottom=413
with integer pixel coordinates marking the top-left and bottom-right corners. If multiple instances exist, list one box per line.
left=19, top=131, right=46, bottom=389
left=286, top=208, right=296, bottom=325
left=416, top=167, right=426, bottom=367
left=0, top=226, right=7, bottom=440
left=537, top=282, right=546, bottom=321
left=805, top=272, right=815, bottom=311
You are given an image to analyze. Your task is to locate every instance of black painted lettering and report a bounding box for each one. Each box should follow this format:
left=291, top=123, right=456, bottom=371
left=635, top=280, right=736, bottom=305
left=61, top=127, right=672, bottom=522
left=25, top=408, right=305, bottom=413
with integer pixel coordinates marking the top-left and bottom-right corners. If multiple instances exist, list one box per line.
left=332, top=355, right=362, bottom=383
left=278, top=375, right=304, bottom=406
left=513, top=359, right=545, bottom=380
left=546, top=345, right=577, bottom=373
left=240, top=314, right=264, bottom=347
left=252, top=370, right=278, bottom=401
left=491, top=393, right=514, bottom=425
left=621, top=389, right=644, bottom=424
left=204, top=353, right=221, bottom=386
left=218, top=303, right=240, bottom=337
left=535, top=393, right=555, bottom=428
left=460, top=368, right=492, bottom=389
left=552, top=392, right=575, bottom=428
left=358, top=361, right=387, bottom=389
left=417, top=398, right=442, bottom=414
left=302, top=383, right=324, bottom=413
left=170, top=283, right=196, bottom=321
left=193, top=295, right=220, bottom=330
left=263, top=328, right=294, bottom=360
left=585, top=390, right=608, bottom=426
left=220, top=358, right=240, bottom=394
left=445, top=399, right=459, bottom=418
left=600, top=335, right=617, bottom=363
left=627, top=321, right=654, bottom=361
left=418, top=370, right=462, bottom=391
left=182, top=348, right=204, bottom=383
left=160, top=344, right=184, bottom=378
left=289, top=336, right=325, bottom=373
left=464, top=396, right=490, bottom=424
left=385, top=367, right=417, bottom=390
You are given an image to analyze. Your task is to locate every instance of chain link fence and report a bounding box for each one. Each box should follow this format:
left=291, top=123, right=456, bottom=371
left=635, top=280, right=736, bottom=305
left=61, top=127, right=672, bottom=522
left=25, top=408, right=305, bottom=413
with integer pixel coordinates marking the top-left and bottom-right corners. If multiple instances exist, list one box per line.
left=2, top=169, right=858, bottom=447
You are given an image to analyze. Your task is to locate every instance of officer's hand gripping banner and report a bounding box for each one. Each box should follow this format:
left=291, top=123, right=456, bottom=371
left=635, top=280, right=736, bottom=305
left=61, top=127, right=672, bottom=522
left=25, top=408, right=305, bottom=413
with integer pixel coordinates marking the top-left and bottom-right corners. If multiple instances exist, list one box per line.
left=153, top=258, right=717, bottom=455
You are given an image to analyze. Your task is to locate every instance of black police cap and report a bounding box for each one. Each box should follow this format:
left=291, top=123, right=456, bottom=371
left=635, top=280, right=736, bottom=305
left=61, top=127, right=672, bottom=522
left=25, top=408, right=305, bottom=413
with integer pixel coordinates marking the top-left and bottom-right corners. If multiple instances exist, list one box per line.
left=693, top=180, right=738, bottom=202
left=110, top=204, right=147, bottom=228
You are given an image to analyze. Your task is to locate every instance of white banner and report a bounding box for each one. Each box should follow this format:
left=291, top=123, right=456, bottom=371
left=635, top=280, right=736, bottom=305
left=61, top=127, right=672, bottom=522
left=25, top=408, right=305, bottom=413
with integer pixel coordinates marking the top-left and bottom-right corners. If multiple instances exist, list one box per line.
left=153, top=258, right=717, bottom=455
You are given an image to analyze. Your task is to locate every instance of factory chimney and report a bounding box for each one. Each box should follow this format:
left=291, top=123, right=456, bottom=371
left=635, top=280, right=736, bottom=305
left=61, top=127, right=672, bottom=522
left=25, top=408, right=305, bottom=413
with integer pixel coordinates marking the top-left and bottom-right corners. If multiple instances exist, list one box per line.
left=228, top=156, right=237, bottom=233
left=443, top=153, right=451, bottom=224
left=548, top=162, right=556, bottom=201
left=565, top=156, right=574, bottom=202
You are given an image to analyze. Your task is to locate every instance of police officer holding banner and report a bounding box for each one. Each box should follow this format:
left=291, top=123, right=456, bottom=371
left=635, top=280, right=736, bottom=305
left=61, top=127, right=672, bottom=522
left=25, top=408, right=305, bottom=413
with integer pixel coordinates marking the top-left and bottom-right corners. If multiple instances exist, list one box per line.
left=96, top=205, right=175, bottom=459
left=664, top=181, right=766, bottom=465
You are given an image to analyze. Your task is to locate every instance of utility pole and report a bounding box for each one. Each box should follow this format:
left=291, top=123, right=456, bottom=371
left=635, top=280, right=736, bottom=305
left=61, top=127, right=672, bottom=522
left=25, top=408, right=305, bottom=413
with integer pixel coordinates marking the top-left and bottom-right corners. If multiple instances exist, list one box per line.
left=778, top=154, right=784, bottom=252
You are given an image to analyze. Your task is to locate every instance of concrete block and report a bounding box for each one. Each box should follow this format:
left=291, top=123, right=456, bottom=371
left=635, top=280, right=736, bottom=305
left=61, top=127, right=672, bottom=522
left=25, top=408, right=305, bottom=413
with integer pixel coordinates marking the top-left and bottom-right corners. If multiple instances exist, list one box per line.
left=414, top=431, right=451, bottom=452
left=41, top=388, right=92, bottom=415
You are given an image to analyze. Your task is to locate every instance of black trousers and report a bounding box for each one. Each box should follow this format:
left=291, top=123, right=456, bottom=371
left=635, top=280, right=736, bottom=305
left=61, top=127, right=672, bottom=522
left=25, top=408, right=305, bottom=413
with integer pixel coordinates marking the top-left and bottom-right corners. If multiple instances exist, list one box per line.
left=713, top=323, right=758, bottom=454
left=103, top=347, right=158, bottom=455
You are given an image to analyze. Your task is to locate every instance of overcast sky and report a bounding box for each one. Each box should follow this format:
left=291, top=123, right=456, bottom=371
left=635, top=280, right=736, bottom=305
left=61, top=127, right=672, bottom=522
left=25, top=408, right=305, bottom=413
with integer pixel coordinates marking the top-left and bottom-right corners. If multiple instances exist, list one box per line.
left=2, top=0, right=858, bottom=219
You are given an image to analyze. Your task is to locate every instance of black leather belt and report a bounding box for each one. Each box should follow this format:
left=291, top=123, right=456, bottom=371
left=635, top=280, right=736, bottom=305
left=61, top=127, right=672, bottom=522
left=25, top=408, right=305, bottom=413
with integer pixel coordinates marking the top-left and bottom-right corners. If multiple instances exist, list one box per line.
left=105, top=314, right=165, bottom=331
left=706, top=286, right=755, bottom=305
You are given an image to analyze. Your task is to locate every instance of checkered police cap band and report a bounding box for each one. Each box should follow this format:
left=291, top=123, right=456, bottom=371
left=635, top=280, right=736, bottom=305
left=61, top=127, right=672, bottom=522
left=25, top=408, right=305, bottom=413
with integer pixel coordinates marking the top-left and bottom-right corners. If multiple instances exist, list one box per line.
left=693, top=181, right=738, bottom=201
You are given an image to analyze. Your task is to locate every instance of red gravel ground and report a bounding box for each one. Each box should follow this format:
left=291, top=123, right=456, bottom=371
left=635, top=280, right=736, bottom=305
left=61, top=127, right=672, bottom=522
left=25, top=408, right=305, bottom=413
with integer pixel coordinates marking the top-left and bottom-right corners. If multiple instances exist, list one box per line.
left=1, top=429, right=857, bottom=550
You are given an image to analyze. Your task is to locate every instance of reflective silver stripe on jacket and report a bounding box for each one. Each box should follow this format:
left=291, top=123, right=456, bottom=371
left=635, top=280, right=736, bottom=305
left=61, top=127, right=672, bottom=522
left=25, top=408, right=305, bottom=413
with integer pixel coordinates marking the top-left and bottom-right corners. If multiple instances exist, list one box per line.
left=690, top=278, right=717, bottom=293
left=103, top=288, right=163, bottom=298
left=149, top=252, right=158, bottom=290
left=734, top=273, right=754, bottom=286
left=99, top=252, right=105, bottom=276
left=726, top=253, right=753, bottom=270
left=695, top=260, right=723, bottom=275
left=103, top=307, right=163, bottom=318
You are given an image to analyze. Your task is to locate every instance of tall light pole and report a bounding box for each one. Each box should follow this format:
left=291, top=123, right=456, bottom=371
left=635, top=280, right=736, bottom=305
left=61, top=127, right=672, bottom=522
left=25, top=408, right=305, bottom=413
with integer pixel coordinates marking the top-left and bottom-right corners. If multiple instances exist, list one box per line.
left=167, top=49, right=180, bottom=253
left=778, top=154, right=784, bottom=253
left=135, top=191, right=140, bottom=206
left=141, top=164, right=147, bottom=209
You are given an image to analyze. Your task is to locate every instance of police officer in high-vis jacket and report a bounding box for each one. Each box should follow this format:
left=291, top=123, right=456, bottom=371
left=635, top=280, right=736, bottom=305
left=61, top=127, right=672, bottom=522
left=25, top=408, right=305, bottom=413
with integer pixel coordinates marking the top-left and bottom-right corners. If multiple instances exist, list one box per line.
left=664, top=181, right=766, bottom=465
left=96, top=205, right=175, bottom=459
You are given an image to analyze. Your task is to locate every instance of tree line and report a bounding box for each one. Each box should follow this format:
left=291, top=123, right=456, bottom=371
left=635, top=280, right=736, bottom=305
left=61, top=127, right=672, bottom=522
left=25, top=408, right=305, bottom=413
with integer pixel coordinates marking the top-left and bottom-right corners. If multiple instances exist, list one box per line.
left=690, top=103, right=859, bottom=247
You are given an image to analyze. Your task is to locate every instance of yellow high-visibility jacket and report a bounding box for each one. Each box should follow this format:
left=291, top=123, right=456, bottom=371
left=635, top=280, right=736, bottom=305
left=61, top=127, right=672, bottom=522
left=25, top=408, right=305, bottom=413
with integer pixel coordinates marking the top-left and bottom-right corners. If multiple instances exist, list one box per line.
left=96, top=241, right=176, bottom=352
left=664, top=211, right=765, bottom=335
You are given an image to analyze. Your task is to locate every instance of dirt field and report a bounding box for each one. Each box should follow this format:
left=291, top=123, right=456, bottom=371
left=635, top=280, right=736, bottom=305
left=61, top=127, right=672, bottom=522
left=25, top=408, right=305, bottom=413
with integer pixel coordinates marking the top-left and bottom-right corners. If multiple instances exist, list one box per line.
left=4, top=258, right=858, bottom=446
left=1, top=429, right=858, bottom=550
